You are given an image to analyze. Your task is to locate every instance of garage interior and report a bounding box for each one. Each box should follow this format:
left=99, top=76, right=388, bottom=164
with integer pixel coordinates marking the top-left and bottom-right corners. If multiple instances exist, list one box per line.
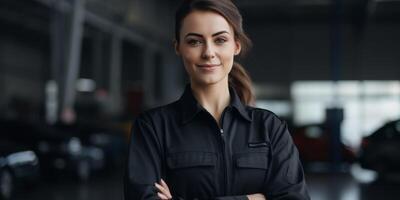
left=0, top=0, right=400, bottom=199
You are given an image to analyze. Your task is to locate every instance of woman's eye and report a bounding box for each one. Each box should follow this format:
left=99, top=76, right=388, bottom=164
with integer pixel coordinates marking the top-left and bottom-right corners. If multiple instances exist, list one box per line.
left=187, top=39, right=202, bottom=46
left=215, top=38, right=227, bottom=44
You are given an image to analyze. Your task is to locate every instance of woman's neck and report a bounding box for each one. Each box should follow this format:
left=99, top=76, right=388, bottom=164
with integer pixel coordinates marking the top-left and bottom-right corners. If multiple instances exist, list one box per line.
left=191, top=81, right=230, bottom=125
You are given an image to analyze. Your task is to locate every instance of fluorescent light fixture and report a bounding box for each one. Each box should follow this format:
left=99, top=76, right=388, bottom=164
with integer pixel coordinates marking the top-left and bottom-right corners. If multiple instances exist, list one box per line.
left=76, top=78, right=96, bottom=92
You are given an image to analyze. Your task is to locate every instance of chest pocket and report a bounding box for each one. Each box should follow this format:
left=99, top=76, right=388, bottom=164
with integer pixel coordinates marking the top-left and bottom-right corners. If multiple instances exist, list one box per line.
left=233, top=151, right=269, bottom=194
left=166, top=151, right=217, bottom=198
left=167, top=151, right=216, bottom=169
left=236, top=154, right=268, bottom=169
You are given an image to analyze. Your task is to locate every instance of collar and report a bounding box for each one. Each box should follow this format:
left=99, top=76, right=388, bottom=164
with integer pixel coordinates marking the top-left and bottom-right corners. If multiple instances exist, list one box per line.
left=179, top=84, right=252, bottom=124
left=229, top=86, right=253, bottom=122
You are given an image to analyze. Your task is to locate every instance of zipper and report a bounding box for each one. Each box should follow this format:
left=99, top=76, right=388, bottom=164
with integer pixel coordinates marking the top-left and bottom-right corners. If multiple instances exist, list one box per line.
left=207, top=107, right=230, bottom=196
left=218, top=109, right=229, bottom=196
left=219, top=127, right=227, bottom=195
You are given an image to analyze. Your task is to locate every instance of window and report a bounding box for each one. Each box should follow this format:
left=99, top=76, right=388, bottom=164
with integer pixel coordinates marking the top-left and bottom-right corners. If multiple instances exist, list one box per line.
left=292, top=81, right=400, bottom=148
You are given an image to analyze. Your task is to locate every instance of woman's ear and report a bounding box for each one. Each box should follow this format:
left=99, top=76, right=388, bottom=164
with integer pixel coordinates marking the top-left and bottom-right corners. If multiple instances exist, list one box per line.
left=174, top=39, right=180, bottom=56
left=234, top=40, right=242, bottom=56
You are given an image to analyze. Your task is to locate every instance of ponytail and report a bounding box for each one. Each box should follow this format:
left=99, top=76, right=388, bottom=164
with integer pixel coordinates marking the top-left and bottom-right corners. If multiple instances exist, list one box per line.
left=229, top=62, right=255, bottom=106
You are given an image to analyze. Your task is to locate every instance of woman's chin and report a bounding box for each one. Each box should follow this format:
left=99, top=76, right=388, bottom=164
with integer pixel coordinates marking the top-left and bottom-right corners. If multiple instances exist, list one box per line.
left=192, top=76, right=226, bottom=86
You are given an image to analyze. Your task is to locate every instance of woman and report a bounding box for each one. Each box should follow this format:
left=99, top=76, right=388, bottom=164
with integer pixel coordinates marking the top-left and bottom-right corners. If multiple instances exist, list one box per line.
left=125, top=0, right=310, bottom=199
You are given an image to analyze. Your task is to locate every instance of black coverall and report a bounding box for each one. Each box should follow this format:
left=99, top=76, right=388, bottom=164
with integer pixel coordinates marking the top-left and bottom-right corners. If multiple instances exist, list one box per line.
left=125, top=85, right=310, bottom=200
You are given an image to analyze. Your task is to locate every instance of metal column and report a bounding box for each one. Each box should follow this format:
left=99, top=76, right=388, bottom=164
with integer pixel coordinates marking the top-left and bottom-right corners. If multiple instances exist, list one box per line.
left=62, top=0, right=85, bottom=113
left=92, top=32, right=105, bottom=89
left=47, top=0, right=65, bottom=124
left=143, top=47, right=155, bottom=108
left=109, top=33, right=122, bottom=114
left=329, top=0, right=343, bottom=172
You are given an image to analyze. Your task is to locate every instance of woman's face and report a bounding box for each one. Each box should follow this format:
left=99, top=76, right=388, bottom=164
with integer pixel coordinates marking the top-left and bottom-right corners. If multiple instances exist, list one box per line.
left=175, top=10, right=241, bottom=86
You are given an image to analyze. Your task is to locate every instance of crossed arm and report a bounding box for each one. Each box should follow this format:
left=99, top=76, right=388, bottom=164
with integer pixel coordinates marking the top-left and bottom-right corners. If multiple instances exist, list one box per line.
left=155, top=179, right=266, bottom=200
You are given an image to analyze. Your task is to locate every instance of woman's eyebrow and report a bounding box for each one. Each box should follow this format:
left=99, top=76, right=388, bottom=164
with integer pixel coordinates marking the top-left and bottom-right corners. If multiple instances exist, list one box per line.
left=184, top=31, right=230, bottom=39
left=185, top=33, right=203, bottom=38
left=212, top=31, right=229, bottom=37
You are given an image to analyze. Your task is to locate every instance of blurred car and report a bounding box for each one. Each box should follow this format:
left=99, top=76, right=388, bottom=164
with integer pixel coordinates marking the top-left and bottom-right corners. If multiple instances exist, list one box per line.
left=291, top=123, right=356, bottom=164
left=53, top=121, right=127, bottom=171
left=359, top=120, right=400, bottom=175
left=0, top=141, right=39, bottom=200
left=0, top=118, right=104, bottom=182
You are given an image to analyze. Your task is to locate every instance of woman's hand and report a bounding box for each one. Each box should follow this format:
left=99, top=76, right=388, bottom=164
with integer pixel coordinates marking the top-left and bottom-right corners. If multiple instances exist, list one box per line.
left=155, top=179, right=172, bottom=200
left=247, top=193, right=266, bottom=200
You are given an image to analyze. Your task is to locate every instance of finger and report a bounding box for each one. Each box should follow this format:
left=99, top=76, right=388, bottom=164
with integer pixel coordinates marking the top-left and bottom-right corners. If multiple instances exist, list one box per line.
left=253, top=193, right=266, bottom=200
left=155, top=183, right=172, bottom=199
left=155, top=183, right=168, bottom=194
left=159, top=180, right=172, bottom=199
left=157, top=192, right=169, bottom=200
left=160, top=179, right=171, bottom=193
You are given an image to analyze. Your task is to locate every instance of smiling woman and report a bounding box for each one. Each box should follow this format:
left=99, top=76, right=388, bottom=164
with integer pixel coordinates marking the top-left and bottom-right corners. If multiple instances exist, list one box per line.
left=176, top=10, right=240, bottom=88
left=124, top=0, right=310, bottom=200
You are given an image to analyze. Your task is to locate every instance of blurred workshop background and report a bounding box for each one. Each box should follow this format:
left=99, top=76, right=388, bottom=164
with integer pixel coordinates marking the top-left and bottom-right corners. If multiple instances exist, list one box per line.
left=0, top=0, right=400, bottom=200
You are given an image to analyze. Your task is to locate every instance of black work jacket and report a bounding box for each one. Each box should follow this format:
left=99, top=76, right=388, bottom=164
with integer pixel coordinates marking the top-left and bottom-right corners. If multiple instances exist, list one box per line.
left=125, top=85, right=310, bottom=200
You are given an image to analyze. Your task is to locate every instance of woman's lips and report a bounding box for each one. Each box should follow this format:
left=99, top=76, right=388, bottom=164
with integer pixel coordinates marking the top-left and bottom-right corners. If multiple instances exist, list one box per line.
left=198, top=64, right=220, bottom=68
left=197, top=64, right=221, bottom=72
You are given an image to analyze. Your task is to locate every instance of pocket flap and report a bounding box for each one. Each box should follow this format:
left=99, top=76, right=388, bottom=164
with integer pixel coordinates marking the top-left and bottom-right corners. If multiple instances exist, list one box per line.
left=167, top=152, right=216, bottom=169
left=247, top=141, right=270, bottom=153
left=236, top=155, right=267, bottom=169
left=248, top=142, right=268, bottom=148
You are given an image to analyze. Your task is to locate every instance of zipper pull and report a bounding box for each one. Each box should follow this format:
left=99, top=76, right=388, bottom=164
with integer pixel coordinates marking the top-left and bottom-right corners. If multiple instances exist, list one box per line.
left=219, top=129, right=225, bottom=141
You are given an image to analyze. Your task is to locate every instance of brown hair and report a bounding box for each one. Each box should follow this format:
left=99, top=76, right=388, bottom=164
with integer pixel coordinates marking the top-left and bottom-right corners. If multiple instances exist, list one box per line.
left=175, top=0, right=255, bottom=105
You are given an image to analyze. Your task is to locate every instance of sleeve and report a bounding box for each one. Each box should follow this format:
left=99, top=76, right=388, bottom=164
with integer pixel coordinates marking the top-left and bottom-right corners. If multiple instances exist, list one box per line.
left=214, top=196, right=248, bottom=200
left=124, top=116, right=163, bottom=200
left=173, top=196, right=248, bottom=200
left=263, top=121, right=310, bottom=200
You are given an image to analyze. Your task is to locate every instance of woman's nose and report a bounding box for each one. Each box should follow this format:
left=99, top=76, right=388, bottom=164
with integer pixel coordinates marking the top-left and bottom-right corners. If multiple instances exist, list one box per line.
left=201, top=43, right=216, bottom=59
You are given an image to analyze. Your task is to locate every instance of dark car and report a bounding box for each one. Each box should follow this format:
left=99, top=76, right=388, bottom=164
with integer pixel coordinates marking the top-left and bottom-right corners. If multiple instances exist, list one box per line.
left=53, top=121, right=127, bottom=171
left=0, top=118, right=104, bottom=182
left=0, top=141, right=39, bottom=200
left=291, top=124, right=356, bottom=165
left=359, top=120, right=400, bottom=175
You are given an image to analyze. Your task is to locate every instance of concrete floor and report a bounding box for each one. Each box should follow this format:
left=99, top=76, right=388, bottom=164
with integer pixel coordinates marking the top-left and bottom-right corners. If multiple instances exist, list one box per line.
left=14, top=170, right=400, bottom=200
left=307, top=172, right=400, bottom=200
left=14, top=172, right=124, bottom=200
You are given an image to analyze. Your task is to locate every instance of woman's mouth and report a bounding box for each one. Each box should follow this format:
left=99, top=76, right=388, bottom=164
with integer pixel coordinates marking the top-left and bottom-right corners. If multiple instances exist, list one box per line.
left=197, top=64, right=221, bottom=72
